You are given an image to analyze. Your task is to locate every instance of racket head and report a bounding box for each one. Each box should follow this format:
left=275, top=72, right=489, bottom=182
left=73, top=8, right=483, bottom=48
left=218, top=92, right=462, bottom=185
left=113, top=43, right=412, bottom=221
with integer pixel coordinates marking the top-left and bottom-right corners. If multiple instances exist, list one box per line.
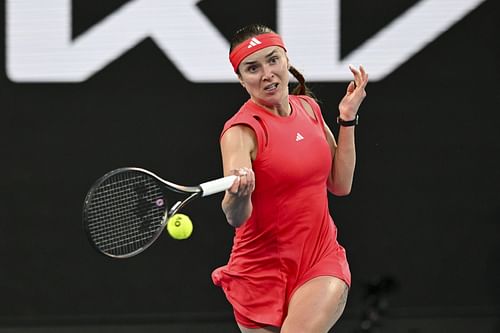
left=82, top=167, right=169, bottom=258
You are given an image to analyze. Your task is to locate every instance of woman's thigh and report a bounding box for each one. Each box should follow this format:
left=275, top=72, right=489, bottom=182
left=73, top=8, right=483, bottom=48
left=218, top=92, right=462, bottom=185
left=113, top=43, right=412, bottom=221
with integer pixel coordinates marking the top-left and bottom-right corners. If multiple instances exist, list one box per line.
left=281, top=276, right=349, bottom=333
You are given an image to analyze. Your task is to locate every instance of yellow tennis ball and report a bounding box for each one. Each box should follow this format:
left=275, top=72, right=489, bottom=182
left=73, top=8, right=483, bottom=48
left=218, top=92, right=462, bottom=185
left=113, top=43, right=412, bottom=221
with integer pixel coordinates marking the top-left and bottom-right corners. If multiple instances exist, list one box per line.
left=166, top=213, right=193, bottom=240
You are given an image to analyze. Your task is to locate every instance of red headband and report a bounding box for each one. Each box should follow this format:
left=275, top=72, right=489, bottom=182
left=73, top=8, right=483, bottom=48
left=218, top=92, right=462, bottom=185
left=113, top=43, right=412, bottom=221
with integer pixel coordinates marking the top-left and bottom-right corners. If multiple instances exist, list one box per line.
left=229, top=33, right=287, bottom=73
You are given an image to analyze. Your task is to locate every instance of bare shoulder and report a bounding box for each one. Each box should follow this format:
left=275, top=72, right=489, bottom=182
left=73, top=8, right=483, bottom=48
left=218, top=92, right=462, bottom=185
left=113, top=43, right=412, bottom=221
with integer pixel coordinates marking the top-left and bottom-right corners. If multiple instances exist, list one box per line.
left=221, top=124, right=256, bottom=144
left=221, top=124, right=257, bottom=159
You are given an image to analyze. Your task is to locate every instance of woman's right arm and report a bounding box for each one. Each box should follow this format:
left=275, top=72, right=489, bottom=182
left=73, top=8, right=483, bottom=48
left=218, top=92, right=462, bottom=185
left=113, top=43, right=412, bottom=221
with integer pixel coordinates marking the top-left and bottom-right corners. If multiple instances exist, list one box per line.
left=220, top=125, right=257, bottom=228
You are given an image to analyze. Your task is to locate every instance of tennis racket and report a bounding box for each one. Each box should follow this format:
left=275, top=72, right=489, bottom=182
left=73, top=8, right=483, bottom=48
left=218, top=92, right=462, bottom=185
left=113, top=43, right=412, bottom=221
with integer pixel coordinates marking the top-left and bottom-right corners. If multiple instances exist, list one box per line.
left=82, top=167, right=236, bottom=259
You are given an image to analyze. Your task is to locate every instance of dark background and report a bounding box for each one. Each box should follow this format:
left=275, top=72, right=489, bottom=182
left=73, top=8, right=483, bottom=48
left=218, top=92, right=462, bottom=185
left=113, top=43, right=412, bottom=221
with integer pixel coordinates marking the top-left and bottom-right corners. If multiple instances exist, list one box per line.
left=1, top=0, right=499, bottom=332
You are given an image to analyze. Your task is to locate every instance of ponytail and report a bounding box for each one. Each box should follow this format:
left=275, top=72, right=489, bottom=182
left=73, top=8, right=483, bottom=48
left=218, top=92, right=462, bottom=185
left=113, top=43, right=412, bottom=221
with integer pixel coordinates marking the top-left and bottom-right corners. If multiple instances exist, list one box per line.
left=289, top=65, right=316, bottom=99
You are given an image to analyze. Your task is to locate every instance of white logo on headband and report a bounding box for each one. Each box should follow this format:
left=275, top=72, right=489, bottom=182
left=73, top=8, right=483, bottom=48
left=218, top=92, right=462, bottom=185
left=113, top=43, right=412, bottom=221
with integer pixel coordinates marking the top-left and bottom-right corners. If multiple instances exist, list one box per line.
left=247, top=37, right=262, bottom=48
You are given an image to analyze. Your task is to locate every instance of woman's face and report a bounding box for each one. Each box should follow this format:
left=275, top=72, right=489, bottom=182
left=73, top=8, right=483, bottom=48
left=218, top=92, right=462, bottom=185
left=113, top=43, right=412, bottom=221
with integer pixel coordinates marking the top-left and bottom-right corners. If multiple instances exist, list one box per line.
left=237, top=46, right=289, bottom=108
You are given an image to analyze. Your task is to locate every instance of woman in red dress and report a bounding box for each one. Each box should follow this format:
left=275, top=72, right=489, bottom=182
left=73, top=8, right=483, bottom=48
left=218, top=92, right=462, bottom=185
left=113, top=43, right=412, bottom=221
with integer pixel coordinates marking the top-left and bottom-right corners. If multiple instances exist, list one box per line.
left=212, top=24, right=369, bottom=333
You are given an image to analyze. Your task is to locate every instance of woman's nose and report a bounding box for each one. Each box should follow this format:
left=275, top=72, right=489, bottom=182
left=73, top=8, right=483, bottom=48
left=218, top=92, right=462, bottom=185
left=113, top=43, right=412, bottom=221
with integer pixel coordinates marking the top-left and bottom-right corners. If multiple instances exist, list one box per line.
left=262, top=65, right=274, bottom=80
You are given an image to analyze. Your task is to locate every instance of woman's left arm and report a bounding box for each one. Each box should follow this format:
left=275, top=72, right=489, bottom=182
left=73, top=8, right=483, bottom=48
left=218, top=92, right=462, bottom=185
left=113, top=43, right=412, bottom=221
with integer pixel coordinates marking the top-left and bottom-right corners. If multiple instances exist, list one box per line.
left=326, top=65, right=369, bottom=195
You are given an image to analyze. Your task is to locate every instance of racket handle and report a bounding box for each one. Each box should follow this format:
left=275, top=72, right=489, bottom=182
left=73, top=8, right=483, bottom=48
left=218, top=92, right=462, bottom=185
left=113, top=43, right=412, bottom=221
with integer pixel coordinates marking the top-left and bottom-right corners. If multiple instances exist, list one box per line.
left=200, top=175, right=237, bottom=197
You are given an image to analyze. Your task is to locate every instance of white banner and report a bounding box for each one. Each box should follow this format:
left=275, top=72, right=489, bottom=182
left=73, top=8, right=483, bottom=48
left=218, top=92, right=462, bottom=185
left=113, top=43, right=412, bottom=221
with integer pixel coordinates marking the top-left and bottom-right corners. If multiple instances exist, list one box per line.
left=6, top=0, right=487, bottom=82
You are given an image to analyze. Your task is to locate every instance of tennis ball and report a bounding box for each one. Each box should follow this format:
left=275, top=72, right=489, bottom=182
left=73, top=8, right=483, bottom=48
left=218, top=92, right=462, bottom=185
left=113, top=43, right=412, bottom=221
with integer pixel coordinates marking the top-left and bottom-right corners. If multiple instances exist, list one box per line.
left=166, top=213, right=193, bottom=240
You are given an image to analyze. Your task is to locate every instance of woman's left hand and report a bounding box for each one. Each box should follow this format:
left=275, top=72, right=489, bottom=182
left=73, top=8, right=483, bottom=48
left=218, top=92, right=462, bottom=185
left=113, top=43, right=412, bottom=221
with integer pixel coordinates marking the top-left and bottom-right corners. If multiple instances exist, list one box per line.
left=338, top=65, right=369, bottom=120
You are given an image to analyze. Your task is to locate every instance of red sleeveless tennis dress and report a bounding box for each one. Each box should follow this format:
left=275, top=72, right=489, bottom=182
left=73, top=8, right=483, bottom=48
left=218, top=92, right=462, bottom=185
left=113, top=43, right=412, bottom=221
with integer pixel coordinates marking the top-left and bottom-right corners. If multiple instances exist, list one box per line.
left=212, top=95, right=351, bottom=327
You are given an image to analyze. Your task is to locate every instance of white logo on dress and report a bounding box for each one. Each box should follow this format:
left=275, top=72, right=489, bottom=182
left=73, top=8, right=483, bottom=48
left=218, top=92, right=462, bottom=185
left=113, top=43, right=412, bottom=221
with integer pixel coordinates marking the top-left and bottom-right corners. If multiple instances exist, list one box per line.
left=295, top=133, right=304, bottom=142
left=247, top=37, right=262, bottom=48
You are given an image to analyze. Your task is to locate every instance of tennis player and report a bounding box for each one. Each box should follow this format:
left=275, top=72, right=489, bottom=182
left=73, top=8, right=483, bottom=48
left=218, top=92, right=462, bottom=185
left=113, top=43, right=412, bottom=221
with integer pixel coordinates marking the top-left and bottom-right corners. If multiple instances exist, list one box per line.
left=212, top=24, right=368, bottom=333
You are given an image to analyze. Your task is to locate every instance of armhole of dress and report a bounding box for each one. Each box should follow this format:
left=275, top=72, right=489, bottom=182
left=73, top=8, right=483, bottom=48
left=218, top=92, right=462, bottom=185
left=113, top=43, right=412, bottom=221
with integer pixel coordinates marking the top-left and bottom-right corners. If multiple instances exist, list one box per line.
left=298, top=96, right=326, bottom=123
left=251, top=115, right=269, bottom=149
left=297, top=95, right=328, bottom=139
left=221, top=115, right=269, bottom=158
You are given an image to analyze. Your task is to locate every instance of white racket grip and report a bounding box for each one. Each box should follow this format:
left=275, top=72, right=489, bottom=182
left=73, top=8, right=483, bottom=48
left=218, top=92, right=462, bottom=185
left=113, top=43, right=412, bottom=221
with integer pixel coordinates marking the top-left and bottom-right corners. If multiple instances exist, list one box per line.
left=200, top=175, right=238, bottom=197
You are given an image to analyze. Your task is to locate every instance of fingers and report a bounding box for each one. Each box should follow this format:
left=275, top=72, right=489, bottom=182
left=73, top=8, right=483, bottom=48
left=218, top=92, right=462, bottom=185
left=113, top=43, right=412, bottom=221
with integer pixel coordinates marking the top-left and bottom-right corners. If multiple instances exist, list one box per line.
left=339, top=65, right=369, bottom=117
left=359, top=65, right=369, bottom=88
left=346, top=81, right=356, bottom=94
left=348, top=64, right=360, bottom=88
left=227, top=167, right=255, bottom=197
left=348, top=64, right=369, bottom=89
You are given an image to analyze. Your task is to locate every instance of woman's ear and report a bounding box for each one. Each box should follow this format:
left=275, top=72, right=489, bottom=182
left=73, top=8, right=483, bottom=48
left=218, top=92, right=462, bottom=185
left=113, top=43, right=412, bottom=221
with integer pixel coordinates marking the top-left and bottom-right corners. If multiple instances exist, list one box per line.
left=238, top=74, right=245, bottom=87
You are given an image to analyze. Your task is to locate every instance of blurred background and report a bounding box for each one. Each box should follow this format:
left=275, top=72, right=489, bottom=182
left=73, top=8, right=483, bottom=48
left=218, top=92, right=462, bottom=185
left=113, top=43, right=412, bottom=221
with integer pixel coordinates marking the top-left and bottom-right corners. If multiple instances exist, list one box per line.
left=1, top=0, right=499, bottom=332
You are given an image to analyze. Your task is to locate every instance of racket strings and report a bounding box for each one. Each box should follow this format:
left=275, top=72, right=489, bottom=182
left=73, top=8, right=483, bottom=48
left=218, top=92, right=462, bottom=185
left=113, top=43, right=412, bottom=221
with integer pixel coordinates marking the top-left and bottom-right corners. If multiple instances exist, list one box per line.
left=86, top=172, right=166, bottom=256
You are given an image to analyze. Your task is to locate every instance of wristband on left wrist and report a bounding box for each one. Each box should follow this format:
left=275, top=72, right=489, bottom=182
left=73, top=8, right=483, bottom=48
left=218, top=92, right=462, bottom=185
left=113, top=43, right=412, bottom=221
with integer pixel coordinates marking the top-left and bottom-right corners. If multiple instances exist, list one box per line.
left=337, top=114, right=359, bottom=127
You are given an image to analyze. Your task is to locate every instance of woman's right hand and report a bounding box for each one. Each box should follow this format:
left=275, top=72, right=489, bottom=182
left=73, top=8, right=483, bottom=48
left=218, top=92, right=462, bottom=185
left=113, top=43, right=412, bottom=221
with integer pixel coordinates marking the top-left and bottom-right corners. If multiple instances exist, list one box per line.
left=222, top=167, right=255, bottom=228
left=226, top=167, right=255, bottom=198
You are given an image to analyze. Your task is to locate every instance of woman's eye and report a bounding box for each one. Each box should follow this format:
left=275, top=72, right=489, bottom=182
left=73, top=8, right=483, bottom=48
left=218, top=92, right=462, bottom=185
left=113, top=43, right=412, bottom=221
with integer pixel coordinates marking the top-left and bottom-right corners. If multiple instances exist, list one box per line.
left=248, top=65, right=257, bottom=72
left=270, top=56, right=279, bottom=64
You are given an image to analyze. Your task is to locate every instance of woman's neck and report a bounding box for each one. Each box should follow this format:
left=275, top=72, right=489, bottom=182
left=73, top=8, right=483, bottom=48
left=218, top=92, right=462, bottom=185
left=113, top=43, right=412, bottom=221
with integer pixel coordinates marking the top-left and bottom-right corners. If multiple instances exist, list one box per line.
left=252, top=96, right=291, bottom=117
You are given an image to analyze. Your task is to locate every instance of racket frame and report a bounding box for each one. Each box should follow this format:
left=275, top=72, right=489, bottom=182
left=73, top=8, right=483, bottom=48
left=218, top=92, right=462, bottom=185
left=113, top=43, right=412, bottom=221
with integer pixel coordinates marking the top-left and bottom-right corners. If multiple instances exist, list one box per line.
left=82, top=167, right=235, bottom=259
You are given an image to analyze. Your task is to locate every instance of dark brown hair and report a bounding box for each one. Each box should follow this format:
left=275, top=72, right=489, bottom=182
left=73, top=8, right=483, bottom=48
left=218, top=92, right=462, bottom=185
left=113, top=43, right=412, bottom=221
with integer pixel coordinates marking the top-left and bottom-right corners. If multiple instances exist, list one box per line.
left=230, top=24, right=314, bottom=98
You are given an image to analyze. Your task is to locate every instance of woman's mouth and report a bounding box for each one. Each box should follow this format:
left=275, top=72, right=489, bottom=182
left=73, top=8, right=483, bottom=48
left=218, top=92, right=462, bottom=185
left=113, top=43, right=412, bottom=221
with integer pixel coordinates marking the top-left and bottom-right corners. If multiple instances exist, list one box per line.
left=264, top=83, right=279, bottom=92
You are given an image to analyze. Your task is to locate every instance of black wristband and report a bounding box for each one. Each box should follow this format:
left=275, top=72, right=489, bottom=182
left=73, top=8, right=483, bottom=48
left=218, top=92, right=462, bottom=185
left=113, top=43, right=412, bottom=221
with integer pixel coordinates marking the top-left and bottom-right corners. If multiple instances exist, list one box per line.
left=337, top=114, right=359, bottom=127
